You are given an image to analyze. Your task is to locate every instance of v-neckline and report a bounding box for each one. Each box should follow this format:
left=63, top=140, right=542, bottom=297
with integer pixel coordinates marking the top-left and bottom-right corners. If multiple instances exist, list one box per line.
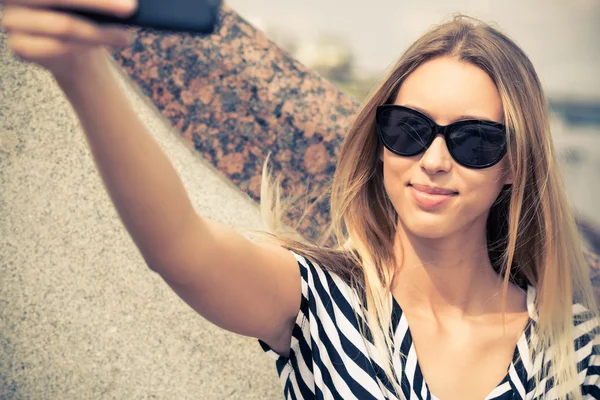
left=389, top=286, right=535, bottom=400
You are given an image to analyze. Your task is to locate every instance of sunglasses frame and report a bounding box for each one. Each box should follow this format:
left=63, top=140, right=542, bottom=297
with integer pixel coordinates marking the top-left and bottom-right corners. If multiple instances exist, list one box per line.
left=376, top=104, right=508, bottom=169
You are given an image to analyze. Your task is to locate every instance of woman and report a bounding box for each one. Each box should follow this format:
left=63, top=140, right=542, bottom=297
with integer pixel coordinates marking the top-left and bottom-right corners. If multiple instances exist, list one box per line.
left=1, top=0, right=598, bottom=398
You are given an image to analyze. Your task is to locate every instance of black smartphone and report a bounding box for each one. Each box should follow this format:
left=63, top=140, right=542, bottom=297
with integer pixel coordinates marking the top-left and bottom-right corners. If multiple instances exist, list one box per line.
left=55, top=0, right=222, bottom=34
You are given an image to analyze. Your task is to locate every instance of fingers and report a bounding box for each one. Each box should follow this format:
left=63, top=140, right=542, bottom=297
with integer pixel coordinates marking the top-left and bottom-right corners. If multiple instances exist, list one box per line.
left=7, top=31, right=92, bottom=62
left=2, top=6, right=132, bottom=48
left=0, top=0, right=137, bottom=18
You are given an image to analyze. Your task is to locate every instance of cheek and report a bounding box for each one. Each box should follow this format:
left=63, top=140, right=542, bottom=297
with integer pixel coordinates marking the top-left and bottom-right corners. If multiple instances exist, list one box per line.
left=459, top=169, right=507, bottom=210
left=381, top=153, right=415, bottom=193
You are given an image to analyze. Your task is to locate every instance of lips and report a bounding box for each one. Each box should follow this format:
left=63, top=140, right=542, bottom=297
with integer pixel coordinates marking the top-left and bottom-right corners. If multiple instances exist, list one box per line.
left=408, top=183, right=458, bottom=209
left=410, top=183, right=458, bottom=195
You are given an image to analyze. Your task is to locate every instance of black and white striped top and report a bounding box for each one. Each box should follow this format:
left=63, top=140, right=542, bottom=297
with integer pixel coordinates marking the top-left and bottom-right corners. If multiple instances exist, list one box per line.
left=259, top=251, right=600, bottom=400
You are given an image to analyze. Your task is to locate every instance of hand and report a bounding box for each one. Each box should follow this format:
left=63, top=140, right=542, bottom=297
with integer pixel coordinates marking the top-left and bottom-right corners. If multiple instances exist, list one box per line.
left=1, top=0, right=137, bottom=78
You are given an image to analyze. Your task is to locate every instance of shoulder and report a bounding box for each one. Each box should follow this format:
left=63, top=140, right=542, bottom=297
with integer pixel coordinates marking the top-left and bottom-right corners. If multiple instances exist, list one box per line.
left=574, top=302, right=600, bottom=396
left=569, top=301, right=600, bottom=392
left=289, top=249, right=359, bottom=287
left=290, top=250, right=353, bottom=290
left=288, top=250, right=365, bottom=311
left=527, top=287, right=599, bottom=363
left=572, top=302, right=600, bottom=350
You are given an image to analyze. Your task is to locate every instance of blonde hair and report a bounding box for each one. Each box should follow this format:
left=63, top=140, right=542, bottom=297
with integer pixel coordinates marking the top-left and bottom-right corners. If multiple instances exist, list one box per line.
left=252, top=15, right=599, bottom=399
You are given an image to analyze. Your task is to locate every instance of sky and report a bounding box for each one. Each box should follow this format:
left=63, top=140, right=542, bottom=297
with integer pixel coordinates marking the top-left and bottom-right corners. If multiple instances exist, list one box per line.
left=227, top=0, right=600, bottom=102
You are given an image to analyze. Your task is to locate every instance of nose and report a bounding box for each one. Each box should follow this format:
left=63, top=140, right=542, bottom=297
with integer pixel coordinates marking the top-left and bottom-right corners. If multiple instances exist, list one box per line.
left=419, top=135, right=452, bottom=174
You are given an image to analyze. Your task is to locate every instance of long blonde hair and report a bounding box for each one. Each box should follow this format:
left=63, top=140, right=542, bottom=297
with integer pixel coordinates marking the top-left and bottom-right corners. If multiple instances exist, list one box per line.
left=252, top=15, right=599, bottom=399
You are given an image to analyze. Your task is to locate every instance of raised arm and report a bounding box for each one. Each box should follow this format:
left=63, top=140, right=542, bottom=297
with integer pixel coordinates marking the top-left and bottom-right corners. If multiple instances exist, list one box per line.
left=58, top=51, right=300, bottom=353
left=2, top=0, right=301, bottom=355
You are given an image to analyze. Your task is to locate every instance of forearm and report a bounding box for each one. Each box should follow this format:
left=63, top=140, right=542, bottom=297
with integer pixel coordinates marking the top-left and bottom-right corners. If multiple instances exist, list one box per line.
left=55, top=49, right=197, bottom=262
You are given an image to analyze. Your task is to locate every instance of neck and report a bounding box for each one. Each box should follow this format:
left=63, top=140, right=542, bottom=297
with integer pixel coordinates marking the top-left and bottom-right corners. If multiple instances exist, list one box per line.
left=392, top=222, right=507, bottom=319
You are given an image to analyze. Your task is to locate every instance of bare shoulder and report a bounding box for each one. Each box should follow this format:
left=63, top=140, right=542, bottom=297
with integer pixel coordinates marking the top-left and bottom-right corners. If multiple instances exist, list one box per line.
left=254, top=241, right=300, bottom=264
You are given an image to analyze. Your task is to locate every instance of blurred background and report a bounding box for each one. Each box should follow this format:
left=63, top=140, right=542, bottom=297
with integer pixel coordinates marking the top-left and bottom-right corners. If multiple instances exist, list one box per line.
left=228, top=0, right=600, bottom=251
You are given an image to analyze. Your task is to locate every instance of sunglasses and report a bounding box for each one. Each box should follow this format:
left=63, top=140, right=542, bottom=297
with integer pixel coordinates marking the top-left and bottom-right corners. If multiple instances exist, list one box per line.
left=376, top=104, right=507, bottom=169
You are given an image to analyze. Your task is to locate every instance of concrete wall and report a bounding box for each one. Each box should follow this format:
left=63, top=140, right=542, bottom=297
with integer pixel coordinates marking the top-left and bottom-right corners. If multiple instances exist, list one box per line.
left=0, top=33, right=282, bottom=400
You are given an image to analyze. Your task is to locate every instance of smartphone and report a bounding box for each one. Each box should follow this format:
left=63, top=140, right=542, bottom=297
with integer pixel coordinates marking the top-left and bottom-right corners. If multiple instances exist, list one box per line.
left=54, top=0, right=222, bottom=34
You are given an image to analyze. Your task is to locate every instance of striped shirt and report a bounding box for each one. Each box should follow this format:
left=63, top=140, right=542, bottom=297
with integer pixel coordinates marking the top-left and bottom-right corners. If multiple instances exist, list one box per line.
left=259, top=251, right=600, bottom=399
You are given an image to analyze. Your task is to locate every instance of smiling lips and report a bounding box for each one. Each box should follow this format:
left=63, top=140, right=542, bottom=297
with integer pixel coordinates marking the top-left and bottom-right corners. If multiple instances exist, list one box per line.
left=409, top=183, right=458, bottom=209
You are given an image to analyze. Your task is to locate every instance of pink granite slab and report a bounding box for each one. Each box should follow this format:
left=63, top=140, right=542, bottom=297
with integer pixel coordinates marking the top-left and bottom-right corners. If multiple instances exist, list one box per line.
left=112, top=4, right=357, bottom=242
left=111, top=4, right=600, bottom=299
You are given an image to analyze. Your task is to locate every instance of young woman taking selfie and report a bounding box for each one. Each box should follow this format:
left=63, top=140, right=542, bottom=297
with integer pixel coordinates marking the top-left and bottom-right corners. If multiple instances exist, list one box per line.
left=2, top=0, right=598, bottom=398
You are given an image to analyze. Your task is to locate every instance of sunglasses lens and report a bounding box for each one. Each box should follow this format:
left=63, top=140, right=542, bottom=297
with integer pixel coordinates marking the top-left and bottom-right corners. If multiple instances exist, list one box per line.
left=378, top=108, right=433, bottom=156
left=447, top=123, right=506, bottom=167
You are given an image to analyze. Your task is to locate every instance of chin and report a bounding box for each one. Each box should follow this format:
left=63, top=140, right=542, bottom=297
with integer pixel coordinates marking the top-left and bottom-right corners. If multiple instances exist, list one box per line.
left=399, top=216, right=455, bottom=239
left=395, top=198, right=462, bottom=239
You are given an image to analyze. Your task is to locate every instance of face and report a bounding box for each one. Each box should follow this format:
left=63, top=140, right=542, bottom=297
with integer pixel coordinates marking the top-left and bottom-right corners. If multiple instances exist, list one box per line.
left=381, top=56, right=513, bottom=240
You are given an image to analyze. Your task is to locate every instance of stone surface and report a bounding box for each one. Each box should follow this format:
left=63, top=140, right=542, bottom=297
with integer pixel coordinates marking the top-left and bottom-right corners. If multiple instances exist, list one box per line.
left=0, top=32, right=281, bottom=400
left=112, top=4, right=359, bottom=242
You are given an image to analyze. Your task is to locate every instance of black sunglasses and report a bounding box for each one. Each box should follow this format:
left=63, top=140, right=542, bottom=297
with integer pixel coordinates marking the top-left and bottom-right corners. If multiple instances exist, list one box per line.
left=376, top=104, right=507, bottom=169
